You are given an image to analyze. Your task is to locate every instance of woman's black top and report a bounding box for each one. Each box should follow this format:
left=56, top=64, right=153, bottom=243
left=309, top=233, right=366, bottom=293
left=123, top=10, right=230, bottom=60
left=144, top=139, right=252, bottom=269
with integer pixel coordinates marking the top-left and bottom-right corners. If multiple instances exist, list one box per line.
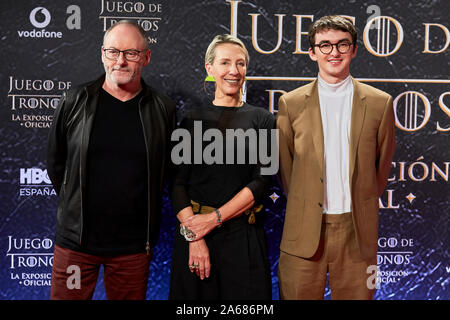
left=171, top=102, right=276, bottom=212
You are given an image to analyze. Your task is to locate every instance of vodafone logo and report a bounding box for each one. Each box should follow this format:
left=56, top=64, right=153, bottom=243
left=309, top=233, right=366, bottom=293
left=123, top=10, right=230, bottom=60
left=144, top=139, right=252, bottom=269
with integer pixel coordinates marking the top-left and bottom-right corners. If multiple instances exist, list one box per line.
left=18, top=7, right=61, bottom=39
left=17, top=5, right=83, bottom=39
left=29, top=7, right=51, bottom=28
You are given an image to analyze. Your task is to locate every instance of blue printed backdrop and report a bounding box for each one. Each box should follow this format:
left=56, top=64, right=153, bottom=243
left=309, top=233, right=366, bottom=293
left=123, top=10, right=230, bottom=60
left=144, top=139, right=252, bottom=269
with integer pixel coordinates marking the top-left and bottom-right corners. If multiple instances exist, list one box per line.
left=0, top=0, right=448, bottom=300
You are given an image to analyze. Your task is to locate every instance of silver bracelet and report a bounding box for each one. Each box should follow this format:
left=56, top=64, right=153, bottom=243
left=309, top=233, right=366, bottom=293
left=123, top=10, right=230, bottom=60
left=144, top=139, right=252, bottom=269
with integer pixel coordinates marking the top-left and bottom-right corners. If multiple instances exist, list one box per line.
left=215, top=208, right=222, bottom=227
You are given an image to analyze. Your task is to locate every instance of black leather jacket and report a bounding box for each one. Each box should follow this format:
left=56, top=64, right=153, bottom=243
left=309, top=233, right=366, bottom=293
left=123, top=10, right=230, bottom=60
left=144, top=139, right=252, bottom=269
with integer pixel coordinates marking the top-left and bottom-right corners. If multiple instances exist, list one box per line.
left=47, top=75, right=176, bottom=253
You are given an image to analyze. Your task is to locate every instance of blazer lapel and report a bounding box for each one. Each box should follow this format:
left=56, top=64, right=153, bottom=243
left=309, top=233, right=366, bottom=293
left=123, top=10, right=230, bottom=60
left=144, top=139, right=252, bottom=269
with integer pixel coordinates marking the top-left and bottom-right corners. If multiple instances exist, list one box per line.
left=305, top=80, right=324, bottom=174
left=349, top=79, right=366, bottom=187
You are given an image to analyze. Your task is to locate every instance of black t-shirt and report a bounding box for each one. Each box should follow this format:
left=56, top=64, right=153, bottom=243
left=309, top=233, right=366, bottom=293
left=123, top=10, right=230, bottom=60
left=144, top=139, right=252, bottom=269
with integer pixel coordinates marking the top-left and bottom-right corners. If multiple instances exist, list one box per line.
left=171, top=101, right=276, bottom=214
left=81, top=89, right=148, bottom=255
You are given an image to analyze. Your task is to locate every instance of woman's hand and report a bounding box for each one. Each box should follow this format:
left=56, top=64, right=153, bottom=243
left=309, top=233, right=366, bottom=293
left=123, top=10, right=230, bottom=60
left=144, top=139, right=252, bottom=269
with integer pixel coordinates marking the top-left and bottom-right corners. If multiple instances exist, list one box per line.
left=181, top=212, right=217, bottom=241
left=188, top=239, right=211, bottom=280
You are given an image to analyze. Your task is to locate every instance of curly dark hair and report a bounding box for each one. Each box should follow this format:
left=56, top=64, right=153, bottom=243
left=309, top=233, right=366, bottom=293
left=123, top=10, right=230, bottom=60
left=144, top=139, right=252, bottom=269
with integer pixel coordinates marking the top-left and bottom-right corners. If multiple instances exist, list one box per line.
left=308, top=15, right=357, bottom=52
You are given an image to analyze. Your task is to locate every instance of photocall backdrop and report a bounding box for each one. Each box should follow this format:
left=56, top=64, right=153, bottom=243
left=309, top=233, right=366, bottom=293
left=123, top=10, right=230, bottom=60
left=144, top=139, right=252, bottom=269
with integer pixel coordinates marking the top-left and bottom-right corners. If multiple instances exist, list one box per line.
left=0, top=0, right=448, bottom=300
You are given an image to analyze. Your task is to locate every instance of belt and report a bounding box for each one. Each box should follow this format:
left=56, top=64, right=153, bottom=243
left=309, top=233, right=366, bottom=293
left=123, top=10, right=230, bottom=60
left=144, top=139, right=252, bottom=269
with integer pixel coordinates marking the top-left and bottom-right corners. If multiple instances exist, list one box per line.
left=190, top=200, right=263, bottom=224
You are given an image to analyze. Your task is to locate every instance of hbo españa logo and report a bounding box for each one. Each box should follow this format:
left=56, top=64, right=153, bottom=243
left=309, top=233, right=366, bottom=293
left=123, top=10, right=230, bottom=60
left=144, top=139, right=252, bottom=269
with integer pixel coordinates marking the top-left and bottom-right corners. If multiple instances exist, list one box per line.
left=20, top=168, right=51, bottom=185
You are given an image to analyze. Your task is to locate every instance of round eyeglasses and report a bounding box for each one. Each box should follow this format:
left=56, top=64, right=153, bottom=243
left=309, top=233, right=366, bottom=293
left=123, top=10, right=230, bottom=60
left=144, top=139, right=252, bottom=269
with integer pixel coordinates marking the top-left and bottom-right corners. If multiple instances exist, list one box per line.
left=103, top=47, right=145, bottom=61
left=312, top=41, right=354, bottom=54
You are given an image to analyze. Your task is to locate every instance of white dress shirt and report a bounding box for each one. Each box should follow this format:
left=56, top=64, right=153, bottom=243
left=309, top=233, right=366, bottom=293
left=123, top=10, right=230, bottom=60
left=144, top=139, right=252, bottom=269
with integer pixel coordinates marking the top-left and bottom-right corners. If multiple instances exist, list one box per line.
left=317, top=74, right=354, bottom=214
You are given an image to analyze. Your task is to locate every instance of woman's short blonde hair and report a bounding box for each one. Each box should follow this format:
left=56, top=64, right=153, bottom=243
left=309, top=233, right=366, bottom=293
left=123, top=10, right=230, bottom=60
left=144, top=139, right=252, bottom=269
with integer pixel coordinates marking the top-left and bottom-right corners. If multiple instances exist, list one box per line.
left=205, top=34, right=249, bottom=66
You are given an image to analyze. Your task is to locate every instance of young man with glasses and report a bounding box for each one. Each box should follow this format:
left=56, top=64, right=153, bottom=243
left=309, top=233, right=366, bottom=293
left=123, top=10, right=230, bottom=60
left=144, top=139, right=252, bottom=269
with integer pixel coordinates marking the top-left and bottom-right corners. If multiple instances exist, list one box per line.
left=277, top=15, right=396, bottom=299
left=47, top=20, right=175, bottom=299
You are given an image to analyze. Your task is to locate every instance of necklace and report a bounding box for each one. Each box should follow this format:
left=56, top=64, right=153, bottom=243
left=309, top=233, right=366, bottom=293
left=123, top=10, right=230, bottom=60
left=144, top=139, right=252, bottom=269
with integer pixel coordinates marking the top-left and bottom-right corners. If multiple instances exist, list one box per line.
left=213, top=99, right=244, bottom=107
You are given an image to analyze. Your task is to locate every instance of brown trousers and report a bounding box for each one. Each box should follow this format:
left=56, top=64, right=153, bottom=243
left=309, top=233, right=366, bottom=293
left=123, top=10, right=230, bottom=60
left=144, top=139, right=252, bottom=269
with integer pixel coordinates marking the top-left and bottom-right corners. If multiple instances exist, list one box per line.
left=50, top=245, right=151, bottom=300
left=278, top=212, right=376, bottom=300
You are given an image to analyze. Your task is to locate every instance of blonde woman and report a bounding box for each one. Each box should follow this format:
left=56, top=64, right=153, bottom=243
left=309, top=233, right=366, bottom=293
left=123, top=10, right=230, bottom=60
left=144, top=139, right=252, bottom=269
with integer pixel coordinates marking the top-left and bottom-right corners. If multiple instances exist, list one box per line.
left=169, top=34, right=275, bottom=299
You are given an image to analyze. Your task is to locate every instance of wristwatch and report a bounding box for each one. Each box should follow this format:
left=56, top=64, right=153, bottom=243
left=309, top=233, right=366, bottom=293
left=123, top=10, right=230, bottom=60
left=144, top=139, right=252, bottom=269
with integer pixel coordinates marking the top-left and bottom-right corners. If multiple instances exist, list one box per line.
left=214, top=208, right=222, bottom=227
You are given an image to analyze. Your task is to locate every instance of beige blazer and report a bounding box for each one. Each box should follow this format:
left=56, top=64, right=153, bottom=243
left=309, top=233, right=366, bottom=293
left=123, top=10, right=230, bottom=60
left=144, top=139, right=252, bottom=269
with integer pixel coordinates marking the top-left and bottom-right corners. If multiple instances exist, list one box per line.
left=277, top=78, right=396, bottom=260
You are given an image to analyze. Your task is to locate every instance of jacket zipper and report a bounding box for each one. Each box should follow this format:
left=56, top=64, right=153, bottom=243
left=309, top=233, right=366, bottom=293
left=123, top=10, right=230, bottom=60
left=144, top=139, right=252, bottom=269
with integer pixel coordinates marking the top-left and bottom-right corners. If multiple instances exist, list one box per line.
left=138, top=99, right=152, bottom=256
left=79, top=88, right=91, bottom=246
left=79, top=107, right=85, bottom=245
